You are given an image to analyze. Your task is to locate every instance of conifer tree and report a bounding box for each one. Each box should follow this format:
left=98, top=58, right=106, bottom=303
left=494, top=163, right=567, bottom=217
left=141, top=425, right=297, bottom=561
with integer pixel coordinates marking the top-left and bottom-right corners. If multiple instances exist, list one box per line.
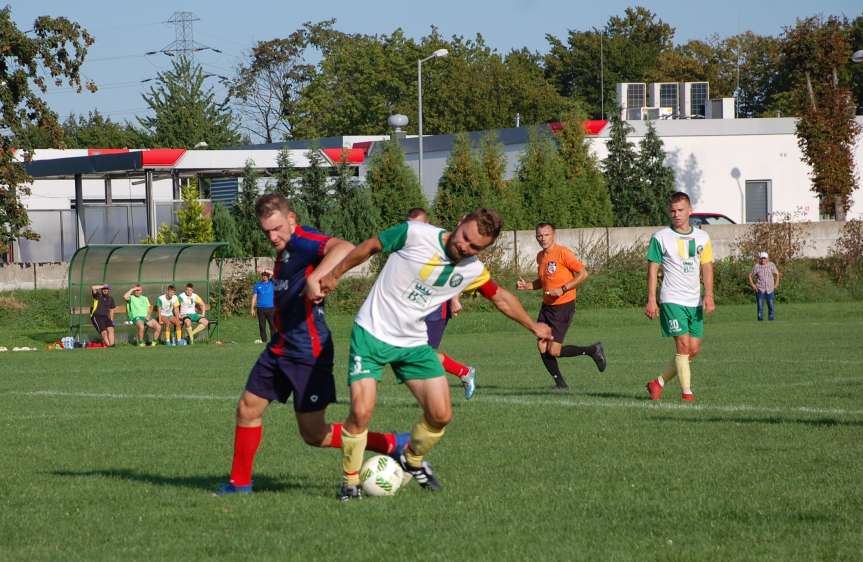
left=297, top=146, right=331, bottom=229
left=637, top=121, right=676, bottom=226
left=603, top=111, right=642, bottom=226
left=322, top=156, right=379, bottom=243
left=212, top=202, right=244, bottom=257
left=233, top=159, right=272, bottom=256
left=270, top=145, right=308, bottom=219
left=365, top=138, right=426, bottom=228
left=479, top=132, right=520, bottom=229
left=512, top=128, right=570, bottom=229
left=175, top=180, right=214, bottom=242
left=557, top=111, right=614, bottom=227
left=433, top=133, right=486, bottom=229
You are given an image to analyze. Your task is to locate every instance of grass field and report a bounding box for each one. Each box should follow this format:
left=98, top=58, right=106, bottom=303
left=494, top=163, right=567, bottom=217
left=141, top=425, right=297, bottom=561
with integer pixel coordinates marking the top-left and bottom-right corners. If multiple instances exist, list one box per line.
left=1, top=301, right=862, bottom=561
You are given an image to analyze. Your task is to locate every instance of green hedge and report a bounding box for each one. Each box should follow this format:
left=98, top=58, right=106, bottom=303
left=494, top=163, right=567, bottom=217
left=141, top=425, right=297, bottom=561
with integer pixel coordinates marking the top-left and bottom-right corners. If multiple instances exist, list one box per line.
left=2, top=257, right=861, bottom=329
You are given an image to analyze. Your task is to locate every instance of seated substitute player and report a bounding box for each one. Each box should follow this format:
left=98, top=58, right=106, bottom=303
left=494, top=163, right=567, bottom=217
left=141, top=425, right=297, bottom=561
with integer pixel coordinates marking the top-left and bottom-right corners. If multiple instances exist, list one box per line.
left=90, top=284, right=116, bottom=347
left=644, top=191, right=715, bottom=402
left=156, top=285, right=182, bottom=345
left=216, top=194, right=409, bottom=496
left=406, top=207, right=476, bottom=400
left=516, top=222, right=606, bottom=391
left=123, top=285, right=161, bottom=347
left=178, top=283, right=209, bottom=344
left=313, top=208, right=553, bottom=501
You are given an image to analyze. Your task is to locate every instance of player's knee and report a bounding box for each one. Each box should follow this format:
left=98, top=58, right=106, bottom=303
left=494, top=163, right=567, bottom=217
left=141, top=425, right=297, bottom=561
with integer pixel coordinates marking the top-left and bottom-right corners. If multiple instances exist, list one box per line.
left=299, top=426, right=327, bottom=447
left=236, top=399, right=264, bottom=424
left=425, top=407, right=452, bottom=428
left=349, top=406, right=374, bottom=429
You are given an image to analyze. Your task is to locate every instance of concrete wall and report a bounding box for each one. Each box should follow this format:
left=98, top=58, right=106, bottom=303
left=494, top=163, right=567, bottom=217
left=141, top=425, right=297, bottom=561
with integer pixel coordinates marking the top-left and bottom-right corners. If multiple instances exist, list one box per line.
left=0, top=222, right=846, bottom=291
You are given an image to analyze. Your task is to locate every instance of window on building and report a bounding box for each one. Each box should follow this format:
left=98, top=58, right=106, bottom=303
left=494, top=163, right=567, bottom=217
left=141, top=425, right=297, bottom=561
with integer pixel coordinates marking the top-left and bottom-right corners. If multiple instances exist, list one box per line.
left=659, top=83, right=678, bottom=114
left=626, top=84, right=645, bottom=109
left=745, top=180, right=772, bottom=223
left=690, top=82, right=708, bottom=117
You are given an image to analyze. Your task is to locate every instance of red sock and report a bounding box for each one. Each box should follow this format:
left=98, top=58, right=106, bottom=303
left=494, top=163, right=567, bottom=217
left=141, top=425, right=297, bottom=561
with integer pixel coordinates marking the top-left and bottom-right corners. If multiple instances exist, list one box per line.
left=329, top=423, right=343, bottom=448
left=229, top=425, right=262, bottom=486
left=366, top=431, right=396, bottom=454
left=442, top=354, right=470, bottom=378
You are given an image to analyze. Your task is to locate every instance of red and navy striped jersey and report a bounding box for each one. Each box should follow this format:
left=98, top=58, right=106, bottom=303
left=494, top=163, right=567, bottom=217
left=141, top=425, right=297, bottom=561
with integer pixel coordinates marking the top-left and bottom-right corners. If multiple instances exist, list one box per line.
left=267, top=225, right=333, bottom=364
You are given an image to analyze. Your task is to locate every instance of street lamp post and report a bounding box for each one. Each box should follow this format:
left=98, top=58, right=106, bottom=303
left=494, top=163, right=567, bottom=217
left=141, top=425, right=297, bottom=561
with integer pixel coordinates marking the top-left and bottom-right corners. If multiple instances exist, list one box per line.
left=417, top=48, right=448, bottom=192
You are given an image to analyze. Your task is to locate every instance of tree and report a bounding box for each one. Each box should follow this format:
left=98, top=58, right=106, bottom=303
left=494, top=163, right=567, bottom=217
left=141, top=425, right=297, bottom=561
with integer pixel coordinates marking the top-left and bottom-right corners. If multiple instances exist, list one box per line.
left=433, top=134, right=486, bottom=229
left=636, top=122, right=676, bottom=226
left=295, top=27, right=571, bottom=137
left=557, top=110, right=613, bottom=227
left=511, top=128, right=570, bottom=229
left=478, top=132, right=520, bottom=227
left=232, top=160, right=271, bottom=256
left=212, top=203, right=243, bottom=257
left=297, top=146, right=331, bottom=229
left=365, top=138, right=427, bottom=228
left=271, top=146, right=300, bottom=198
left=322, top=155, right=379, bottom=243
left=138, top=55, right=240, bottom=148
left=175, top=180, right=214, bottom=242
left=61, top=111, right=142, bottom=148
left=0, top=7, right=94, bottom=253
left=227, top=21, right=331, bottom=142
left=544, top=7, right=675, bottom=117
left=785, top=16, right=861, bottom=220
left=602, top=111, right=641, bottom=226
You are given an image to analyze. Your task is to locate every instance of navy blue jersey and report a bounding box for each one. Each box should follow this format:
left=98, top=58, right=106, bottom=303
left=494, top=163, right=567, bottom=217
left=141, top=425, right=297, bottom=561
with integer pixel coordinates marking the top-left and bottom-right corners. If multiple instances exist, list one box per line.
left=267, top=225, right=333, bottom=364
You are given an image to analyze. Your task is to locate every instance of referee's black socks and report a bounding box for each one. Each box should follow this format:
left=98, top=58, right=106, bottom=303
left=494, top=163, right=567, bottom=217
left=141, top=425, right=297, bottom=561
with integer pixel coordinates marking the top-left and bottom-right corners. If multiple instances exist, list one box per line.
left=559, top=344, right=594, bottom=357
left=541, top=353, right=568, bottom=387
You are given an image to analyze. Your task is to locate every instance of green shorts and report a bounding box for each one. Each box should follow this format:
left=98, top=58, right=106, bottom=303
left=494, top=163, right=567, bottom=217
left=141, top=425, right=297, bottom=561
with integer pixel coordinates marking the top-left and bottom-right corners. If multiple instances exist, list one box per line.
left=660, top=303, right=704, bottom=338
left=347, top=323, right=444, bottom=385
left=131, top=316, right=149, bottom=324
left=182, top=313, right=202, bottom=322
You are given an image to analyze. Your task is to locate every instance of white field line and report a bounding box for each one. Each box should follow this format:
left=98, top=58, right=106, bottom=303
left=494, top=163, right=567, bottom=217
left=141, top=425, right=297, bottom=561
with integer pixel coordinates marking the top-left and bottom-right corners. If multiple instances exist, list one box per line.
left=5, top=390, right=863, bottom=418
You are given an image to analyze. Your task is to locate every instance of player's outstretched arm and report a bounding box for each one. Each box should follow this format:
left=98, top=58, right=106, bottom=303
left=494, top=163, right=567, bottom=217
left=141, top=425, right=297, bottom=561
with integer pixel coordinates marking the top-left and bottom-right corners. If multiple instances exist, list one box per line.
left=319, top=236, right=383, bottom=297
left=488, top=285, right=552, bottom=341
left=702, top=261, right=715, bottom=314
left=644, top=262, right=660, bottom=320
left=305, top=238, right=355, bottom=302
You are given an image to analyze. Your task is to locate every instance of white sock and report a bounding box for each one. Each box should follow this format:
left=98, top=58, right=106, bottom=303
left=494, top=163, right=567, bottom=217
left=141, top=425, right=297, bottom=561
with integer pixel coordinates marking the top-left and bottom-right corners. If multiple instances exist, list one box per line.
left=656, top=377, right=665, bottom=387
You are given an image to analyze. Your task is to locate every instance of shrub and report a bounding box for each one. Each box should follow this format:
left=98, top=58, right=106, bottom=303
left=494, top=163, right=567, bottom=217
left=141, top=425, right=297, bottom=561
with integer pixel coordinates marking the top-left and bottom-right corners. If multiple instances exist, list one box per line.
left=733, top=209, right=810, bottom=264
left=828, top=218, right=863, bottom=282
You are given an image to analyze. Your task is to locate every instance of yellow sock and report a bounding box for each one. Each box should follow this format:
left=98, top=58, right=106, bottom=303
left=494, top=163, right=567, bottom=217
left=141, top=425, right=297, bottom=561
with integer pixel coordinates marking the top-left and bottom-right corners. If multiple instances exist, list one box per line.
left=191, top=324, right=206, bottom=337
left=341, top=427, right=367, bottom=486
left=404, top=419, right=445, bottom=467
left=176, top=327, right=182, bottom=340
left=675, top=353, right=692, bottom=394
left=660, top=359, right=677, bottom=384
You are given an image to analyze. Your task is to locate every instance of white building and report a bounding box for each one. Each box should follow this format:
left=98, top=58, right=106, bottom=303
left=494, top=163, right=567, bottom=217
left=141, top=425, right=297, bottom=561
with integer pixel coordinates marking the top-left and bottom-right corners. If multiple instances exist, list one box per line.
left=8, top=116, right=863, bottom=263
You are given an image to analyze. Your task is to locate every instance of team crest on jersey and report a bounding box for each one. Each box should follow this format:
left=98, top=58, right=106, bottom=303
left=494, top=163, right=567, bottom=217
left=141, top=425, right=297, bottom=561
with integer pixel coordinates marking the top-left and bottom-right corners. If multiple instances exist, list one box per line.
left=280, top=251, right=292, bottom=263
left=697, top=245, right=704, bottom=255
left=547, top=261, right=557, bottom=274
left=449, top=273, right=464, bottom=288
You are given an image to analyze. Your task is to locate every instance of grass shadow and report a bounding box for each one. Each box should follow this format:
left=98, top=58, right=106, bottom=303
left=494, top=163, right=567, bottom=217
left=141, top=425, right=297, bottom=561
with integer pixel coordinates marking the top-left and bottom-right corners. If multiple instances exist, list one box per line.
left=581, top=390, right=646, bottom=400
left=48, top=468, right=328, bottom=494
left=649, top=415, right=863, bottom=428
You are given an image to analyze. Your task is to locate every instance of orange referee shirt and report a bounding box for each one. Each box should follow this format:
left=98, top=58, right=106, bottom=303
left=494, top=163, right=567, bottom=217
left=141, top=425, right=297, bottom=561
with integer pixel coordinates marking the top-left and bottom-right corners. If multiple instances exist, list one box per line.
left=537, top=244, right=585, bottom=306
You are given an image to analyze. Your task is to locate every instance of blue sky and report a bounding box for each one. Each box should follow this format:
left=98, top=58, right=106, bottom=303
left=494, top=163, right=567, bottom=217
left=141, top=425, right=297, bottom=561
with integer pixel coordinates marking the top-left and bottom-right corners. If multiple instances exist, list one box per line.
left=9, top=0, right=862, bottom=123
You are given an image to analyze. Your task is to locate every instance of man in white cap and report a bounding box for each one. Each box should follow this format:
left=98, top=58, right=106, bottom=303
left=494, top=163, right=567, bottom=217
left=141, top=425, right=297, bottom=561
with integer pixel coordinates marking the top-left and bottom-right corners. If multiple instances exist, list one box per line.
left=748, top=251, right=781, bottom=321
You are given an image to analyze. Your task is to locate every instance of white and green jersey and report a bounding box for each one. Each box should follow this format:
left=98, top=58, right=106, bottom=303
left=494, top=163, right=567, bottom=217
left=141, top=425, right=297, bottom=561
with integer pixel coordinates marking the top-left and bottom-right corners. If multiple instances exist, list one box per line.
left=646, top=226, right=713, bottom=307
left=178, top=292, right=203, bottom=316
left=355, top=221, right=491, bottom=347
left=157, top=294, right=179, bottom=317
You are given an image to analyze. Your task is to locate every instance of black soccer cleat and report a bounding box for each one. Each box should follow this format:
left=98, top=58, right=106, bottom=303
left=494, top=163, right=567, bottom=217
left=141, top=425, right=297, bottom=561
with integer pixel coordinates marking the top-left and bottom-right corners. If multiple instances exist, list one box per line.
left=338, top=484, right=362, bottom=502
left=398, top=453, right=442, bottom=492
left=591, top=342, right=607, bottom=373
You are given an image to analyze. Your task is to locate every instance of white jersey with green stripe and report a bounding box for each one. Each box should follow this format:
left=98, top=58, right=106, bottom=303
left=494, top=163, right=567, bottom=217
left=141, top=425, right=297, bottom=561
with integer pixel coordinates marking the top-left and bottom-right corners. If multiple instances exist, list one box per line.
left=646, top=226, right=713, bottom=307
left=355, top=221, right=491, bottom=347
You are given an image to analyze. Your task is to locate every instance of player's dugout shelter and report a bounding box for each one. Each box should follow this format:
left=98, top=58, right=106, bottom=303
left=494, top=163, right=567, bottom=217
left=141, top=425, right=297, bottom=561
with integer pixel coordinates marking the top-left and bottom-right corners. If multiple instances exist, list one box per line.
left=68, top=243, right=227, bottom=341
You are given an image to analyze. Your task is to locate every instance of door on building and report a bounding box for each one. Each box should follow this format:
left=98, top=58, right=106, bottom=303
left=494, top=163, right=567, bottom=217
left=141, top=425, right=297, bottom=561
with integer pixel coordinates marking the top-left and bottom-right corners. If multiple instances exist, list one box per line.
left=745, top=180, right=772, bottom=222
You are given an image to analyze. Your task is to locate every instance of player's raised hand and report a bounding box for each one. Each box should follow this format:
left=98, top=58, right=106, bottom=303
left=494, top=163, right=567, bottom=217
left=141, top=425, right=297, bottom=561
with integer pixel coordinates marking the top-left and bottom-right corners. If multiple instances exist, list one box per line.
left=532, top=322, right=553, bottom=342
left=644, top=299, right=659, bottom=320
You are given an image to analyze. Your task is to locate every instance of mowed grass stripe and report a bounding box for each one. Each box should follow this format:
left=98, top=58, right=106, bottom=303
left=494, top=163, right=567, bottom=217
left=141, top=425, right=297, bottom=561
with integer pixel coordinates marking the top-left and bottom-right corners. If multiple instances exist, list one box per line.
left=6, top=389, right=863, bottom=417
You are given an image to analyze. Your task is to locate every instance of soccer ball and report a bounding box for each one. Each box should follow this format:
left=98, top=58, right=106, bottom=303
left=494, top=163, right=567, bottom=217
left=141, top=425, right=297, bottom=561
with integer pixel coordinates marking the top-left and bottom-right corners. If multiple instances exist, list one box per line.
left=360, top=455, right=404, bottom=497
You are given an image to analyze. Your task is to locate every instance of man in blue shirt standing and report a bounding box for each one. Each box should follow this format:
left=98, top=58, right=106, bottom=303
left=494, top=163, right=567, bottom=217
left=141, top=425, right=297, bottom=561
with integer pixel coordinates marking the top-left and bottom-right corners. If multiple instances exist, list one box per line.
left=251, top=270, right=275, bottom=343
